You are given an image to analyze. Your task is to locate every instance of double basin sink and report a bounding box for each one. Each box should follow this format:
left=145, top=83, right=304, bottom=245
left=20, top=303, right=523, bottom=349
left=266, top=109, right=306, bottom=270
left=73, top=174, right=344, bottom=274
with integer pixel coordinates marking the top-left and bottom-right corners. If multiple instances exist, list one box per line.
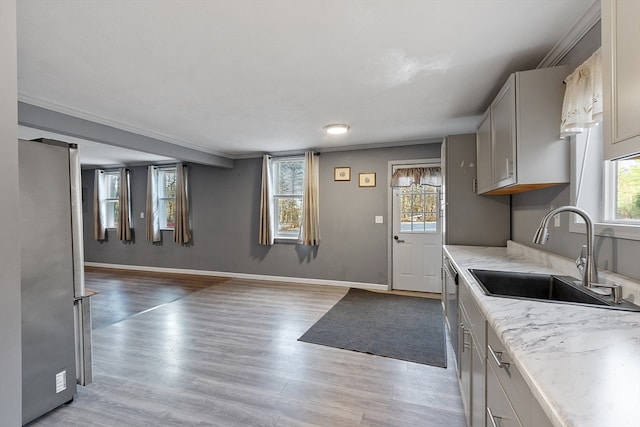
left=469, top=269, right=640, bottom=312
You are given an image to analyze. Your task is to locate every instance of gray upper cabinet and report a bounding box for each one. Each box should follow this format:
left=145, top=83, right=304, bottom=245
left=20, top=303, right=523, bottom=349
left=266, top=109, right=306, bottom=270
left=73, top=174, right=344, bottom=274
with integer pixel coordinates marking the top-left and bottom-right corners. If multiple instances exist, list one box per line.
left=490, top=75, right=517, bottom=190
left=476, top=110, right=493, bottom=195
left=476, top=66, right=569, bottom=195
left=602, top=0, right=640, bottom=160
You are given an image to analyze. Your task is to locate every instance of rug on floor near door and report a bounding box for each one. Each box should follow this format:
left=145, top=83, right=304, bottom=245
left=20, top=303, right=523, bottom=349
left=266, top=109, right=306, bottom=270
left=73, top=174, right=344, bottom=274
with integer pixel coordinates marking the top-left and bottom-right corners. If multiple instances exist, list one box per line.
left=298, top=288, right=446, bottom=367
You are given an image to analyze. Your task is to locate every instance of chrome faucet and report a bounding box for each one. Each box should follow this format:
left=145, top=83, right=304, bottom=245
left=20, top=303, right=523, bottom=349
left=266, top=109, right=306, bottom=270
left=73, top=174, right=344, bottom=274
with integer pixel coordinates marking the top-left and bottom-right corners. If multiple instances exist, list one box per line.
left=533, top=206, right=598, bottom=288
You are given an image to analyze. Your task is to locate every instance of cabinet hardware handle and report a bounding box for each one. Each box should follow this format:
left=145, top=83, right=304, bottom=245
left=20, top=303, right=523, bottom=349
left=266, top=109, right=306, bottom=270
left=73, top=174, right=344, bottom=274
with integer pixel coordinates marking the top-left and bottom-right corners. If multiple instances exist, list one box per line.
left=461, top=327, right=471, bottom=350
left=488, top=344, right=510, bottom=369
left=486, top=407, right=501, bottom=427
left=505, top=158, right=511, bottom=179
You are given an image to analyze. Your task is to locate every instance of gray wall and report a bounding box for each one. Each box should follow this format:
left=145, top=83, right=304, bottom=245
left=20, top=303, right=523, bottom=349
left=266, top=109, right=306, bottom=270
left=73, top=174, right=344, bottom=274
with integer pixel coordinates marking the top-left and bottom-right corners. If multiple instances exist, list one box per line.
left=0, top=0, right=22, bottom=424
left=512, top=21, right=640, bottom=282
left=83, top=143, right=441, bottom=285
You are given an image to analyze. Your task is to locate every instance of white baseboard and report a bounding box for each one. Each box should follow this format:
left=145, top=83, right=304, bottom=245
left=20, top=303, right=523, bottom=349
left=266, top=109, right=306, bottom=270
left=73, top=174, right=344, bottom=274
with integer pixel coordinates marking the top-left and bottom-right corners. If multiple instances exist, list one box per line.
left=83, top=262, right=389, bottom=291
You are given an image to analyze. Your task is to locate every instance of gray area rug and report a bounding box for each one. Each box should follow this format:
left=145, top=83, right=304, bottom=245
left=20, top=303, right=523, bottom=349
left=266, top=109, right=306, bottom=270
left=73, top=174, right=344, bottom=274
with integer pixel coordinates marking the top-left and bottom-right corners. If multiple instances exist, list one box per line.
left=298, top=288, right=446, bottom=367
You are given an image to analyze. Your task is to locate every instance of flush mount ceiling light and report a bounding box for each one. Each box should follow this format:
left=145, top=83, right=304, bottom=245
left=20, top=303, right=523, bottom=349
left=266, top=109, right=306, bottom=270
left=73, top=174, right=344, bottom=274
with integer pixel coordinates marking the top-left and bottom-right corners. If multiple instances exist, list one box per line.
left=324, top=124, right=350, bottom=135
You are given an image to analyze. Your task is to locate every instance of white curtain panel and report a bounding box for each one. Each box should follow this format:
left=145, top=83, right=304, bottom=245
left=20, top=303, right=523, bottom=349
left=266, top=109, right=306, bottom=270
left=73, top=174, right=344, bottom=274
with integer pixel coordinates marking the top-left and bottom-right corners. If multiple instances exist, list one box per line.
left=93, top=169, right=107, bottom=241
left=258, top=155, right=274, bottom=246
left=145, top=165, right=161, bottom=243
left=390, top=167, right=442, bottom=187
left=117, top=168, right=133, bottom=242
left=174, top=163, right=191, bottom=244
left=299, top=151, right=320, bottom=246
left=561, top=47, right=603, bottom=137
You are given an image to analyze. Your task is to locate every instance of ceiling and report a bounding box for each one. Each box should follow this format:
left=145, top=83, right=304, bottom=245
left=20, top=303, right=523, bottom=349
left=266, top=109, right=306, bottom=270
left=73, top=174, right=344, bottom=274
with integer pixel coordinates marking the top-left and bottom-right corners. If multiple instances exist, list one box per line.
left=16, top=0, right=597, bottom=164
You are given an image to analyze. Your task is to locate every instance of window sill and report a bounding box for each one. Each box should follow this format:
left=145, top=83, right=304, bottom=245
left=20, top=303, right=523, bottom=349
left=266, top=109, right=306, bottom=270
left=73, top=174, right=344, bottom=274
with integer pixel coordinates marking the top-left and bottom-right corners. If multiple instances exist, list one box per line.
left=570, top=221, right=640, bottom=242
left=274, top=237, right=299, bottom=244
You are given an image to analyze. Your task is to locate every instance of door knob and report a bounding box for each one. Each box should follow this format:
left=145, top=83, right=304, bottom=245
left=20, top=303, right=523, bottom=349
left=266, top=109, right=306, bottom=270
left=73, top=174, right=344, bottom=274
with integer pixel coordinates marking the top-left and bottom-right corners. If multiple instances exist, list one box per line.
left=393, top=235, right=405, bottom=243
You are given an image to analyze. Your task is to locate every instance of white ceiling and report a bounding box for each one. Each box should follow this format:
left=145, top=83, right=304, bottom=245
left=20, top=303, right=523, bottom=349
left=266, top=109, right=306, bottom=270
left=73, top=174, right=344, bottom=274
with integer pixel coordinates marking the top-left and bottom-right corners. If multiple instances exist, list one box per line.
left=16, top=0, right=596, bottom=163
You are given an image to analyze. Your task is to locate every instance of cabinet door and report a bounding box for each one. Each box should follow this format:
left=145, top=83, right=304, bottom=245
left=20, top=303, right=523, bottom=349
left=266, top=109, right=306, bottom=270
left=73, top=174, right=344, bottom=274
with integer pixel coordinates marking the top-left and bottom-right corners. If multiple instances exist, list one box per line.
left=471, top=341, right=486, bottom=427
left=459, top=308, right=473, bottom=423
left=491, top=75, right=517, bottom=188
left=487, top=364, right=523, bottom=427
left=603, top=0, right=640, bottom=160
left=476, top=109, right=493, bottom=194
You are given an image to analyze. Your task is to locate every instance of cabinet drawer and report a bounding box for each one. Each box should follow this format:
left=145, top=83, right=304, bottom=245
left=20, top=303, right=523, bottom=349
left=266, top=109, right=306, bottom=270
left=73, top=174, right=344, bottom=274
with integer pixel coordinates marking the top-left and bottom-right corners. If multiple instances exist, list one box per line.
left=487, top=326, right=530, bottom=424
left=487, top=363, right=524, bottom=427
left=459, top=280, right=486, bottom=354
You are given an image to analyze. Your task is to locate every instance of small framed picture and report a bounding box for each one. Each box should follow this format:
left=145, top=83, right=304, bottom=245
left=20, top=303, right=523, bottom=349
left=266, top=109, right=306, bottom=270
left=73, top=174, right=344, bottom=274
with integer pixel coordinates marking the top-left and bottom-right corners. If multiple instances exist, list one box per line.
left=334, top=167, right=351, bottom=181
left=359, top=172, right=376, bottom=187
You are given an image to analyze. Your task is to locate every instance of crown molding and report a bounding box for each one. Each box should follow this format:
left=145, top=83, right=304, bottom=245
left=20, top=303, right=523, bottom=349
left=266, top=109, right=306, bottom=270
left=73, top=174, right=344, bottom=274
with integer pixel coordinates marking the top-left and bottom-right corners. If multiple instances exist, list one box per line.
left=537, top=0, right=601, bottom=68
left=231, top=137, right=444, bottom=159
left=17, top=93, right=231, bottom=159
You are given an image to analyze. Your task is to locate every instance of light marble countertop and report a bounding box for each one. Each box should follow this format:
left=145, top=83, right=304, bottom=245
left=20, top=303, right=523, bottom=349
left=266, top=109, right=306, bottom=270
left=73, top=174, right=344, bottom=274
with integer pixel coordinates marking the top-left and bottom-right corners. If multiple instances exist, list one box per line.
left=444, top=242, right=640, bottom=427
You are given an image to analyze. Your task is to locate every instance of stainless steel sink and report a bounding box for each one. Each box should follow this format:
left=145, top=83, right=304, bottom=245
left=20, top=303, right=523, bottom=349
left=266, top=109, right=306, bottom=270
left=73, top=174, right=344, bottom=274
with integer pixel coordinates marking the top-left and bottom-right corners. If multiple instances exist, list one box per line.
left=469, top=269, right=640, bottom=312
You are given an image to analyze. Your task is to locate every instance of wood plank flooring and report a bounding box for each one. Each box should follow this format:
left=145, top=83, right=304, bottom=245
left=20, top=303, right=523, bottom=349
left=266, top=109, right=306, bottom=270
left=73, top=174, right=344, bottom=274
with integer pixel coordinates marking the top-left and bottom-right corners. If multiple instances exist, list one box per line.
left=29, top=269, right=466, bottom=427
left=85, top=267, right=229, bottom=330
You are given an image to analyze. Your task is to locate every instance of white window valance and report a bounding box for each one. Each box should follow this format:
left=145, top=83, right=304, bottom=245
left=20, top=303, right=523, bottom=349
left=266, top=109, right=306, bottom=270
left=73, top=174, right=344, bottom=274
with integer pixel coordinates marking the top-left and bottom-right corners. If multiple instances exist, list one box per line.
left=390, top=167, right=442, bottom=187
left=560, top=48, right=603, bottom=137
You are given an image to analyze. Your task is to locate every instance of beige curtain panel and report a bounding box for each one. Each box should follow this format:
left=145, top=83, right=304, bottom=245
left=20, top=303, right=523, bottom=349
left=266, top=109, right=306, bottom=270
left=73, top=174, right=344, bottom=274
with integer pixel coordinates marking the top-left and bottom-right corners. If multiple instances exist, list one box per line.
left=145, top=165, right=161, bottom=243
left=174, top=163, right=191, bottom=245
left=258, top=155, right=274, bottom=246
left=561, top=47, right=602, bottom=137
left=117, top=168, right=133, bottom=242
left=390, top=167, right=442, bottom=187
left=299, top=151, right=320, bottom=246
left=93, top=169, right=107, bottom=241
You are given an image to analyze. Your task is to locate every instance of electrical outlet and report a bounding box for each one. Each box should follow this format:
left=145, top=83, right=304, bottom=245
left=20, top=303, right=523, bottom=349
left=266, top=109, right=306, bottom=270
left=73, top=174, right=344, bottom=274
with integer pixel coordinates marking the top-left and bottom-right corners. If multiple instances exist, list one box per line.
left=375, top=216, right=383, bottom=224
left=140, top=212, right=145, bottom=219
left=554, top=215, right=561, bottom=227
left=56, top=370, right=66, bottom=394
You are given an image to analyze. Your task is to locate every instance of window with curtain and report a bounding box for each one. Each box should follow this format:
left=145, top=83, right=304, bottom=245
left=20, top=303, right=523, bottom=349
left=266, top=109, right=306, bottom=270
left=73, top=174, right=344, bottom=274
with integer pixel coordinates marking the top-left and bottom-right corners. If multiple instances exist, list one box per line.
left=390, top=167, right=442, bottom=187
left=390, top=166, right=442, bottom=233
left=561, top=48, right=603, bottom=137
left=103, top=170, right=120, bottom=229
left=146, top=164, right=191, bottom=244
left=158, top=168, right=177, bottom=229
left=259, top=152, right=320, bottom=245
left=93, top=168, right=133, bottom=241
left=564, top=48, right=640, bottom=241
left=273, top=157, right=304, bottom=239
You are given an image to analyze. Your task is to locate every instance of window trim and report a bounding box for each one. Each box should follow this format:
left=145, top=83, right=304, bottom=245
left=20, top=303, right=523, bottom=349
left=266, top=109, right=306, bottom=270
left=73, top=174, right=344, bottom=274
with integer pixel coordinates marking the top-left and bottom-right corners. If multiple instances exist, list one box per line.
left=103, top=169, right=119, bottom=230
left=569, top=127, right=640, bottom=241
left=396, top=182, right=441, bottom=234
left=271, top=156, right=305, bottom=241
left=157, top=166, right=177, bottom=231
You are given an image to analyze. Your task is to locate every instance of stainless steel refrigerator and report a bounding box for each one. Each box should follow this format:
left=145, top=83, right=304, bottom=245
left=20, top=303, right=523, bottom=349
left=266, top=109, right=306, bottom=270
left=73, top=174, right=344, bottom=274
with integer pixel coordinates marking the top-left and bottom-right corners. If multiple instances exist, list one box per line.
left=19, top=138, right=91, bottom=425
left=440, top=133, right=510, bottom=356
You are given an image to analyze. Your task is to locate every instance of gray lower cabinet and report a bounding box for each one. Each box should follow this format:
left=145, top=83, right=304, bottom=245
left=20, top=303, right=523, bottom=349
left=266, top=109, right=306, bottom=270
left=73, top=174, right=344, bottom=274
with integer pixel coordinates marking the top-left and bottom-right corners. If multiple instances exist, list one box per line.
left=457, top=277, right=552, bottom=427
left=486, top=363, right=523, bottom=427
left=486, top=326, right=552, bottom=427
left=458, top=280, right=486, bottom=427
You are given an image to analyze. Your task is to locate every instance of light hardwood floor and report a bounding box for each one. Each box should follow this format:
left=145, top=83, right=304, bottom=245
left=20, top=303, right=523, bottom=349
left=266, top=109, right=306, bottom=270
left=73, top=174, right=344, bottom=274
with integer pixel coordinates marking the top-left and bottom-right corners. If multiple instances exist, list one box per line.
left=29, top=269, right=466, bottom=426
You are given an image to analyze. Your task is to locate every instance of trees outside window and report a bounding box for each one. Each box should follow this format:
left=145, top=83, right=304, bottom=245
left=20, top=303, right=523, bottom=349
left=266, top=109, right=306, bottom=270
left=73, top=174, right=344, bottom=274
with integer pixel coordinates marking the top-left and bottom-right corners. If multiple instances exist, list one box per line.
left=158, top=168, right=177, bottom=229
left=104, top=171, right=120, bottom=229
left=614, top=156, right=640, bottom=220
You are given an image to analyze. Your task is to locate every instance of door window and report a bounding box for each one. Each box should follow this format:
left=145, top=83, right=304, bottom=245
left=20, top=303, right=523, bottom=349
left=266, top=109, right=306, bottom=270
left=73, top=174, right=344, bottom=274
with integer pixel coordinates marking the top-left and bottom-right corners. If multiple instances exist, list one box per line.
left=399, top=184, right=439, bottom=232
